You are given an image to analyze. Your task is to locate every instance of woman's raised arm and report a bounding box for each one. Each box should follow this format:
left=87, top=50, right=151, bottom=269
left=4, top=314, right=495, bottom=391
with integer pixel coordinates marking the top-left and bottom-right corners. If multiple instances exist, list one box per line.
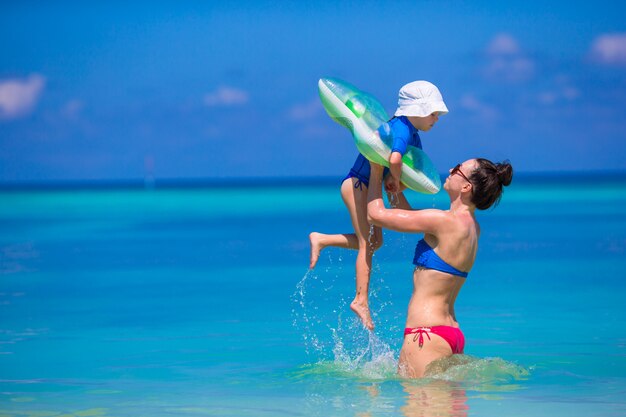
left=367, top=163, right=448, bottom=235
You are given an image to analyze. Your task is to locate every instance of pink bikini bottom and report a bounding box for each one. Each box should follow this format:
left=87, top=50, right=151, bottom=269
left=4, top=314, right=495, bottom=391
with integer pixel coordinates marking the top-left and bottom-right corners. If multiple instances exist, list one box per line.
left=404, top=326, right=465, bottom=354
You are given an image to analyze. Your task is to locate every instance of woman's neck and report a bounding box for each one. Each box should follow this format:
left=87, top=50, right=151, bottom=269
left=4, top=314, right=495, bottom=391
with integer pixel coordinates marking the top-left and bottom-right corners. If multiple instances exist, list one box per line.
left=449, top=198, right=475, bottom=216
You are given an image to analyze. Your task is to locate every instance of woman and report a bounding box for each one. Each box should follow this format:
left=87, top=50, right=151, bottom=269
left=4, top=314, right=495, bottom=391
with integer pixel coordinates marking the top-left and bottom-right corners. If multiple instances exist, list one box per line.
left=309, top=80, right=449, bottom=330
left=367, top=158, right=513, bottom=377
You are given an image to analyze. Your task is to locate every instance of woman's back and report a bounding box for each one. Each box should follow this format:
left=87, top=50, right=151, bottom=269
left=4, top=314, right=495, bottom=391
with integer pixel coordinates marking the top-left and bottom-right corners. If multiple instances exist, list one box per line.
left=406, top=213, right=478, bottom=327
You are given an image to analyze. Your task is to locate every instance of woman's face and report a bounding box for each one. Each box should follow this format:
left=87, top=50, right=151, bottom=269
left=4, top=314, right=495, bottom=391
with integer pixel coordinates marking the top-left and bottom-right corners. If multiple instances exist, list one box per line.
left=407, top=112, right=440, bottom=131
left=443, top=159, right=477, bottom=192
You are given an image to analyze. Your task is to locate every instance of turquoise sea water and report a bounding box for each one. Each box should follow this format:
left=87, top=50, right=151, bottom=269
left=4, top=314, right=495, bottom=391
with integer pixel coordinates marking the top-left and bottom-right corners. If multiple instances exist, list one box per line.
left=1, top=175, right=625, bottom=416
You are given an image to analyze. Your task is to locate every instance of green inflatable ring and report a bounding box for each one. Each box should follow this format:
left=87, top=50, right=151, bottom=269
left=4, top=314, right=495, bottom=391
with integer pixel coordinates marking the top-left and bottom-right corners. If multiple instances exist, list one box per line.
left=318, top=77, right=441, bottom=194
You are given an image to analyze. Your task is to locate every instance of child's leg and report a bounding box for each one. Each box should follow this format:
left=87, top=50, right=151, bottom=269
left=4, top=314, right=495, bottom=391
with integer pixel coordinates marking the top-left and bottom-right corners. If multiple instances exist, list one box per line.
left=309, top=232, right=358, bottom=269
left=308, top=178, right=363, bottom=268
left=341, top=178, right=383, bottom=330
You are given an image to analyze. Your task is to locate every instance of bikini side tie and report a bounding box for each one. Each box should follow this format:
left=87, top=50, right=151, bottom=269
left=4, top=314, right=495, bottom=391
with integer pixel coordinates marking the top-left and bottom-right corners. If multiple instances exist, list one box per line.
left=407, top=327, right=432, bottom=348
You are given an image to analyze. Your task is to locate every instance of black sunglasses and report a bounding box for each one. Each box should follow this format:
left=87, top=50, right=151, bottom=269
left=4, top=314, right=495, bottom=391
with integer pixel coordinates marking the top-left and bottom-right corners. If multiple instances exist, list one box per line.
left=451, top=163, right=473, bottom=185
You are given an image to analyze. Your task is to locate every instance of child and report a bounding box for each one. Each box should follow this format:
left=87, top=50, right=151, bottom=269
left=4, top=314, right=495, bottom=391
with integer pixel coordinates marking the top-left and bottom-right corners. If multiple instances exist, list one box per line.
left=309, top=80, right=448, bottom=330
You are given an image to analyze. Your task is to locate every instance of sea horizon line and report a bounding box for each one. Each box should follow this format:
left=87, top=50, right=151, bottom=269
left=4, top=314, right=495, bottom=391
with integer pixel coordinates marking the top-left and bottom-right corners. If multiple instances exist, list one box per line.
left=1, top=169, right=625, bottom=191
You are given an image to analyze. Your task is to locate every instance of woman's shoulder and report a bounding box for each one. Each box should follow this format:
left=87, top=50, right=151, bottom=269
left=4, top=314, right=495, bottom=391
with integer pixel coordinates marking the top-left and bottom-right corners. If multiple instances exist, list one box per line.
left=410, top=208, right=453, bottom=230
left=429, top=210, right=474, bottom=235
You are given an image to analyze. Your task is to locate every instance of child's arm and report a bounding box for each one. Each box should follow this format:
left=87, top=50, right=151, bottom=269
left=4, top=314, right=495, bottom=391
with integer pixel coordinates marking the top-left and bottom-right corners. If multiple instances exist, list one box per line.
left=385, top=151, right=403, bottom=193
left=386, top=118, right=411, bottom=193
left=384, top=168, right=412, bottom=210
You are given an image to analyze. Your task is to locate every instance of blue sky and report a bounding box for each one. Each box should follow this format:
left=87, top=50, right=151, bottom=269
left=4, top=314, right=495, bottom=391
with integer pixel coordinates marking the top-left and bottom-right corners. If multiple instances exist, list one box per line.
left=1, top=1, right=626, bottom=182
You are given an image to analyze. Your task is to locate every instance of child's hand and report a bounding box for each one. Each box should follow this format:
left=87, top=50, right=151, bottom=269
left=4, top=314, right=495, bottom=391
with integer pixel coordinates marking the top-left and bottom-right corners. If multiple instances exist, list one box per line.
left=384, top=175, right=401, bottom=193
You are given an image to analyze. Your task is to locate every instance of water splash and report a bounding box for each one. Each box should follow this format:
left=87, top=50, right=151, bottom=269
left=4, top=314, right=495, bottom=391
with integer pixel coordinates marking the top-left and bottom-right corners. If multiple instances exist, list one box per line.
left=292, top=252, right=400, bottom=380
left=330, top=329, right=398, bottom=380
left=292, top=247, right=399, bottom=361
left=426, top=355, right=530, bottom=389
left=292, top=352, right=530, bottom=390
left=291, top=269, right=324, bottom=356
left=292, top=250, right=530, bottom=387
left=389, top=192, right=399, bottom=208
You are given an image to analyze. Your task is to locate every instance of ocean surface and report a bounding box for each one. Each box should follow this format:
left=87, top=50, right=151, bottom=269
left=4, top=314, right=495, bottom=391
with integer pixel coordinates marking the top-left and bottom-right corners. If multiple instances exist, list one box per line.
left=1, top=174, right=625, bottom=416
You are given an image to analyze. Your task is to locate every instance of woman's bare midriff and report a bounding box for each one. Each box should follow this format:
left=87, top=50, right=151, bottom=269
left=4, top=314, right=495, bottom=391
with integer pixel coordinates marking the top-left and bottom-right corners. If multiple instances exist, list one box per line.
left=404, top=267, right=465, bottom=328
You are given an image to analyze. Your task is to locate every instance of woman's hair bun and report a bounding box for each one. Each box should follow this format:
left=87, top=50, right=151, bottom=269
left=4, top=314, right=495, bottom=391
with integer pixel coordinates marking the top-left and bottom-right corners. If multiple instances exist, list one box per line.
left=496, top=161, right=513, bottom=186
left=471, top=158, right=514, bottom=210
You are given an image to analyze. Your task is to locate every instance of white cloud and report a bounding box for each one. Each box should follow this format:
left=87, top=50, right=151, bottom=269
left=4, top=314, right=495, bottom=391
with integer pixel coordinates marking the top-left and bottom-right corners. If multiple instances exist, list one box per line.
left=537, top=92, right=557, bottom=105
left=539, top=87, right=580, bottom=105
left=459, top=94, right=499, bottom=121
left=0, top=74, right=46, bottom=120
left=287, top=98, right=323, bottom=121
left=590, top=33, right=626, bottom=66
left=203, top=86, right=249, bottom=107
left=60, top=99, right=84, bottom=120
left=483, top=34, right=535, bottom=83
left=486, top=33, right=521, bottom=55
left=537, top=76, right=581, bottom=105
left=562, top=86, right=580, bottom=100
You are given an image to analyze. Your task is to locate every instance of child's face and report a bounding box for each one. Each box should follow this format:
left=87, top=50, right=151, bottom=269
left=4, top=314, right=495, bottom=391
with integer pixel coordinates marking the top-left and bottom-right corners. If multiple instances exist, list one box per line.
left=407, top=112, right=440, bottom=131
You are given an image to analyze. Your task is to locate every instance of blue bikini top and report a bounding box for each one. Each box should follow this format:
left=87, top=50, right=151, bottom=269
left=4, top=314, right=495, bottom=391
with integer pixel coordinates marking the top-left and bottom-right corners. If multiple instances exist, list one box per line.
left=413, top=239, right=469, bottom=278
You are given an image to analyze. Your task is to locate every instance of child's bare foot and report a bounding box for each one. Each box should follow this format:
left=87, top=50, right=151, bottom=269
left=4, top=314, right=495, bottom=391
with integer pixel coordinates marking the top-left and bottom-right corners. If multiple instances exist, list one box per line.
left=351, top=299, right=374, bottom=330
left=309, top=232, right=324, bottom=269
